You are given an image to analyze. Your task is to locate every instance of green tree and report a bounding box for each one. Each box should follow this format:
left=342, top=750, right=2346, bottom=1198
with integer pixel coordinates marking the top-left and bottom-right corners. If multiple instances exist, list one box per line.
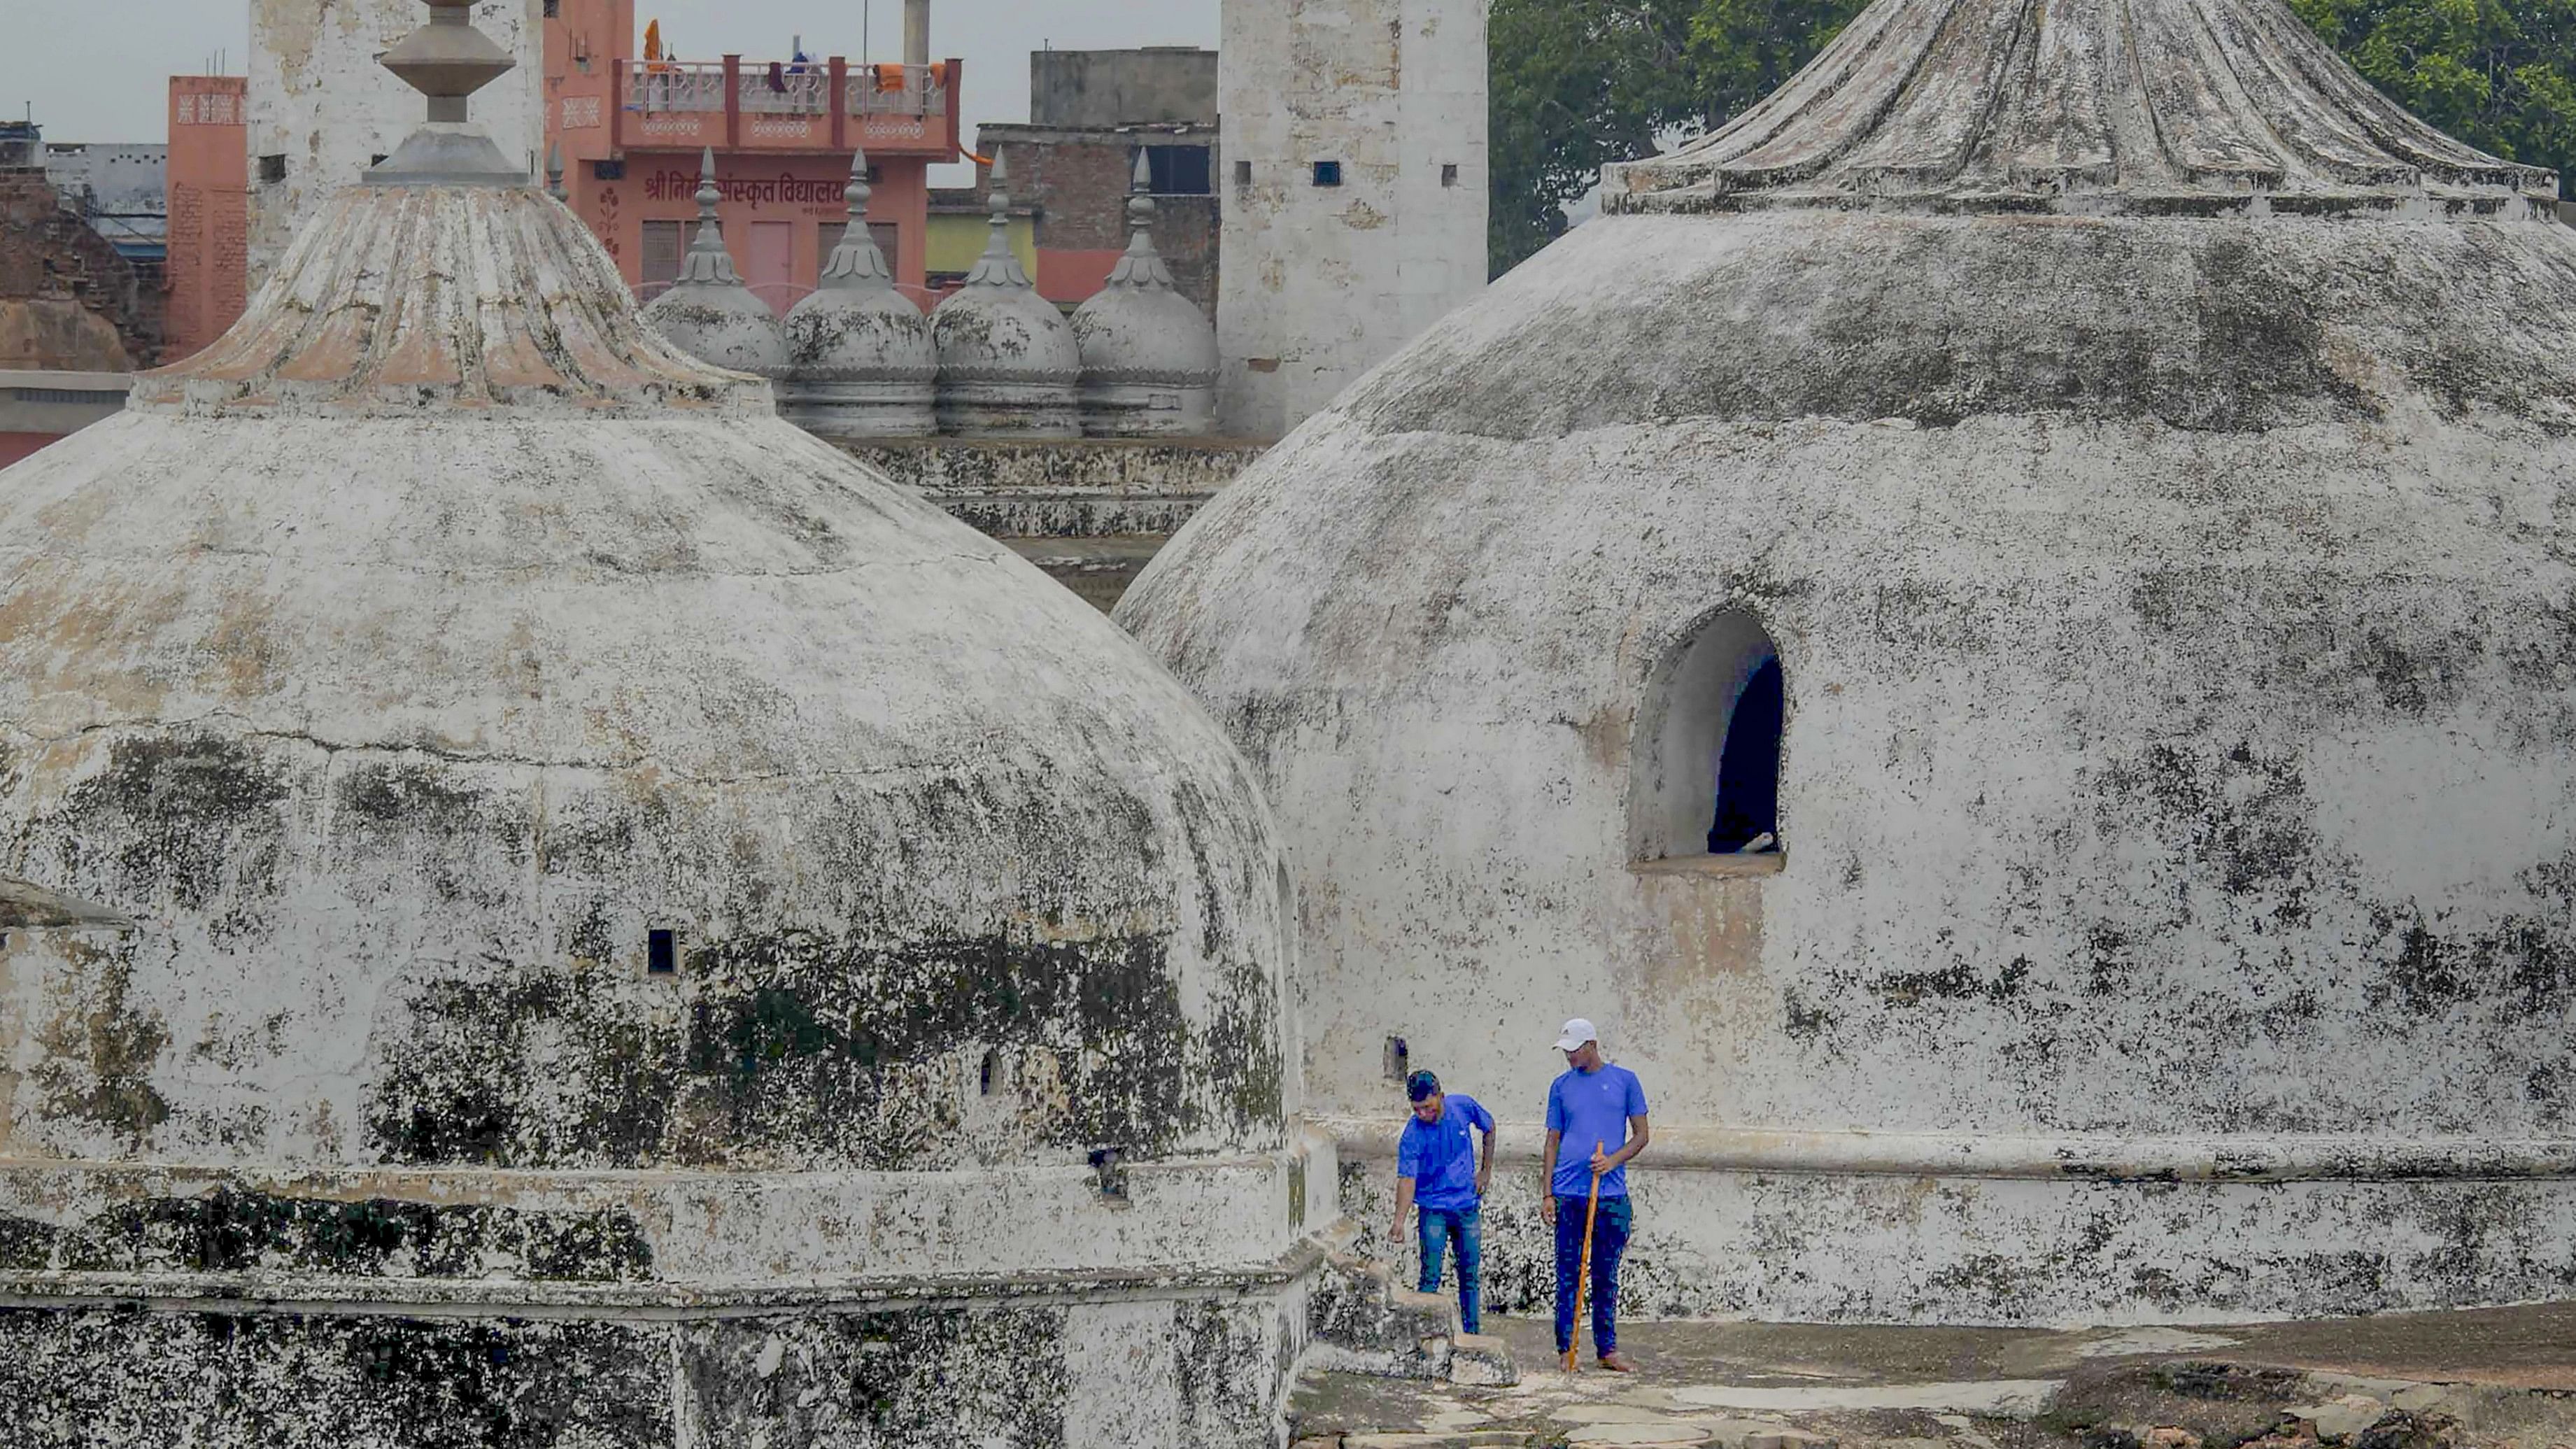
left=1492, top=0, right=2576, bottom=278
left=1489, top=0, right=1869, bottom=276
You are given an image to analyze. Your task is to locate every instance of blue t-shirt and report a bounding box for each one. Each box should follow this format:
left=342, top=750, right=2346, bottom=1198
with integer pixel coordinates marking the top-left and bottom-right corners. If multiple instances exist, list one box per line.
left=1396, top=1094, right=1494, bottom=1212
left=1546, top=1063, right=1649, bottom=1199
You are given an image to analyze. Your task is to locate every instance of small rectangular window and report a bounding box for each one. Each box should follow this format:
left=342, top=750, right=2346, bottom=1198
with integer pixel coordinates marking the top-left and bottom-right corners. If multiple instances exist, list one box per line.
left=1441, top=163, right=1459, bottom=188
left=544, top=0, right=560, bottom=15
left=647, top=928, right=678, bottom=975
left=1312, top=160, right=1343, bottom=188
left=592, top=158, right=625, bottom=182
left=1234, top=160, right=1252, bottom=187
left=257, top=154, right=286, bottom=184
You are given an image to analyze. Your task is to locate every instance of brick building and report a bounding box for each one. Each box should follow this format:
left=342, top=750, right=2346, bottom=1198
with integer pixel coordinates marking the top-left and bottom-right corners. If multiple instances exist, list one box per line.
left=164, top=77, right=250, bottom=362
left=0, top=155, right=162, bottom=374
left=970, top=48, right=1219, bottom=316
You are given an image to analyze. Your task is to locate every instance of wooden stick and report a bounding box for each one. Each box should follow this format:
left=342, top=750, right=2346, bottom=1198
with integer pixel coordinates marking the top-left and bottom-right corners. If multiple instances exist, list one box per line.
left=1564, top=1141, right=1605, bottom=1372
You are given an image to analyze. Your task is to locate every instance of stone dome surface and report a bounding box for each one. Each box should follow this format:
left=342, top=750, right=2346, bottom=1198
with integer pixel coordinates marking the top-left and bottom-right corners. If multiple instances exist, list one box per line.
left=931, top=169, right=1081, bottom=438
left=1073, top=285, right=1218, bottom=387
left=1072, top=188, right=1219, bottom=439
left=779, top=154, right=936, bottom=439
left=1120, top=0, right=2576, bottom=1323
left=1, top=184, right=1293, bottom=1187
left=0, top=17, right=1310, bottom=1444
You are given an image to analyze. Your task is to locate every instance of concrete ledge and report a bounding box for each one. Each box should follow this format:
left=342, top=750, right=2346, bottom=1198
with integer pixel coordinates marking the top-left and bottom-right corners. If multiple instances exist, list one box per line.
left=1313, top=1117, right=2576, bottom=1183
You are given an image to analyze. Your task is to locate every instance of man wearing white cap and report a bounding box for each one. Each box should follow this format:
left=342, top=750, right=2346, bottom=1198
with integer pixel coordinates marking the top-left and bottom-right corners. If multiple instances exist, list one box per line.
left=1541, top=1017, right=1650, bottom=1371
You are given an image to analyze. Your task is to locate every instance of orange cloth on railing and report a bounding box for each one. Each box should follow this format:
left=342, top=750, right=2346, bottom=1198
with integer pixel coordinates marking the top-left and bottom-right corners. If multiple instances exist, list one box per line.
left=870, top=62, right=949, bottom=92
left=644, top=20, right=662, bottom=59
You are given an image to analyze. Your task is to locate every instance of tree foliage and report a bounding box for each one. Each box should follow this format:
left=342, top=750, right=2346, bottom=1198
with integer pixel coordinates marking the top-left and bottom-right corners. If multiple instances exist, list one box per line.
left=1490, top=0, right=2576, bottom=276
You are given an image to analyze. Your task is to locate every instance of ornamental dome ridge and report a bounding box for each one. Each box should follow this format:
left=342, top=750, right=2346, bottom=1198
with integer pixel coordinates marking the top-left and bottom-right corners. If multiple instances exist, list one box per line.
left=1608, top=0, right=2559, bottom=219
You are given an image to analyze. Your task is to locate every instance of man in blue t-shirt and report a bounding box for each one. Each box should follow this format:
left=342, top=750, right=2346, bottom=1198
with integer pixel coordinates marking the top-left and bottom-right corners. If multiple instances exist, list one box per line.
left=1542, top=1017, right=1651, bottom=1371
left=1390, top=1069, right=1495, bottom=1334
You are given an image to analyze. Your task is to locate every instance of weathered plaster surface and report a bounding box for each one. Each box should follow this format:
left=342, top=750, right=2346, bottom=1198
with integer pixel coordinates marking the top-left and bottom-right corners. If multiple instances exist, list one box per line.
left=0, top=1290, right=1305, bottom=1448
left=1122, top=203, right=2576, bottom=1320
left=1217, top=0, right=1489, bottom=439
left=0, top=141, right=1319, bottom=1437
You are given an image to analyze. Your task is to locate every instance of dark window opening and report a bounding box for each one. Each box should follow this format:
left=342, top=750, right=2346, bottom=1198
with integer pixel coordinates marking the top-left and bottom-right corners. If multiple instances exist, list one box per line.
left=544, top=0, right=560, bottom=15
left=1312, top=160, right=1343, bottom=188
left=1145, top=144, right=1212, bottom=195
left=979, top=1049, right=998, bottom=1096
left=1233, top=159, right=1252, bottom=187
left=257, top=154, right=286, bottom=184
left=1384, top=1034, right=1409, bottom=1082
left=592, top=158, right=625, bottom=182
left=1709, top=656, right=1783, bottom=854
left=1089, top=1147, right=1131, bottom=1203
left=1441, top=163, right=1459, bottom=188
left=1632, top=609, right=1786, bottom=865
left=647, top=928, right=678, bottom=975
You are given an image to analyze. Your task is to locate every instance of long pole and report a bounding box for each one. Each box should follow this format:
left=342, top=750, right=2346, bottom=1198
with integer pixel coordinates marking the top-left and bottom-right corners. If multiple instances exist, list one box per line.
left=1564, top=1141, right=1605, bottom=1373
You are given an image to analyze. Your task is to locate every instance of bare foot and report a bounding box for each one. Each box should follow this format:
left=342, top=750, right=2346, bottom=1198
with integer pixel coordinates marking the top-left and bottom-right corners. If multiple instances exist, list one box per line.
left=1599, top=1350, right=1639, bottom=1373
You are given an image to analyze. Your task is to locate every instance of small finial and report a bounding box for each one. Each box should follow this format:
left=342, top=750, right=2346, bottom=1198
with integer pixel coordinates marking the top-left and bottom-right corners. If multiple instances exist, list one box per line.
left=1106, top=149, right=1175, bottom=293
left=673, top=146, right=743, bottom=286
left=819, top=146, right=894, bottom=290
left=963, top=153, right=1033, bottom=289
left=545, top=141, right=567, bottom=201
left=1127, top=148, right=1155, bottom=232
left=844, top=146, right=873, bottom=215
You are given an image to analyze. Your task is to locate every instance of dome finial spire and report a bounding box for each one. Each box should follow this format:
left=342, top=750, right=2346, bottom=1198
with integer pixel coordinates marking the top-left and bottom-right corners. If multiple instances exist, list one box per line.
left=819, top=146, right=896, bottom=291
left=673, top=146, right=743, bottom=287
left=365, top=0, right=527, bottom=187
left=1105, top=148, right=1176, bottom=292
left=964, top=153, right=1034, bottom=288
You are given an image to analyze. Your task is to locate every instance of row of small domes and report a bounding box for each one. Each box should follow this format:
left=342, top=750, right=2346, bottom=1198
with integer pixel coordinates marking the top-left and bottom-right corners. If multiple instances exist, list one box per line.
left=642, top=151, right=1219, bottom=439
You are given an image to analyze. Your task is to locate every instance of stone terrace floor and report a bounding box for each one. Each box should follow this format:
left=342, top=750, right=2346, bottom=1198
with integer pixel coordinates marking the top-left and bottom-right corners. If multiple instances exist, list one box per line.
left=1290, top=1304, right=2576, bottom=1449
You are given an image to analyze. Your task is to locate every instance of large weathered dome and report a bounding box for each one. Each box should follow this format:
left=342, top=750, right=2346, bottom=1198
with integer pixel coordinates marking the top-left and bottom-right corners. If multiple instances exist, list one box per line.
left=1121, top=0, right=2576, bottom=1324
left=0, top=14, right=1307, bottom=1437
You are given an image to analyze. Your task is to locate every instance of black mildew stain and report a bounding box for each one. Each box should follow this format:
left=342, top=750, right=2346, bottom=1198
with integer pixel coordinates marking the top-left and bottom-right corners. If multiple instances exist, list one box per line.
left=367, top=927, right=1280, bottom=1171
left=682, top=1308, right=1071, bottom=1448
left=0, top=1186, right=651, bottom=1282
left=52, top=734, right=292, bottom=914
left=0, top=1308, right=673, bottom=1448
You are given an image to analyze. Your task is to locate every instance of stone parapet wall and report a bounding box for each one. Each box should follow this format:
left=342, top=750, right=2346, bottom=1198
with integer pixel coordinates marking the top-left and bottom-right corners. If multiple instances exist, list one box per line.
left=1332, top=1151, right=2576, bottom=1327
left=844, top=436, right=1270, bottom=612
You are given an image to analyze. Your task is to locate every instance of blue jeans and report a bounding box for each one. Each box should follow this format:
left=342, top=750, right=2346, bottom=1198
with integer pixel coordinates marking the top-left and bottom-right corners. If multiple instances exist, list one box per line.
left=1554, top=1194, right=1632, bottom=1354
left=1415, top=1206, right=1482, bottom=1334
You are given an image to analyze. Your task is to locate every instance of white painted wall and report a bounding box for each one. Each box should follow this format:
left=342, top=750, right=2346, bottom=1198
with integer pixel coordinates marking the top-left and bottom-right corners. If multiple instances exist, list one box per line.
left=1217, top=0, right=1489, bottom=441
left=247, top=0, right=544, bottom=288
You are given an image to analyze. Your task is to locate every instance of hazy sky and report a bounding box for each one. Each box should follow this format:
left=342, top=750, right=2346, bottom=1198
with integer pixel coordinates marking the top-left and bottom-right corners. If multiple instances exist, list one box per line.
left=1, top=0, right=1220, bottom=150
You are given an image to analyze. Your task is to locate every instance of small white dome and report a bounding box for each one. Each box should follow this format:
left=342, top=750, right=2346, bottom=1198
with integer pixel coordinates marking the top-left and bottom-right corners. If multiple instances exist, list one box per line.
left=640, top=149, right=788, bottom=379
left=1070, top=184, right=1217, bottom=438
left=929, top=167, right=1079, bottom=437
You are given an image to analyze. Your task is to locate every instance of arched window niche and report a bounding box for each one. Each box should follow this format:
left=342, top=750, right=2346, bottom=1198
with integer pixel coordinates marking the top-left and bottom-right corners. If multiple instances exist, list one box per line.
left=1629, top=607, right=1788, bottom=877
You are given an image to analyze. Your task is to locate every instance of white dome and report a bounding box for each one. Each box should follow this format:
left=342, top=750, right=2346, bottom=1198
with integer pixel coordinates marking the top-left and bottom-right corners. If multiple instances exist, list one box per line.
left=639, top=152, right=788, bottom=379
left=929, top=176, right=1080, bottom=437
left=1121, top=0, right=2576, bottom=1327
left=780, top=166, right=936, bottom=439
left=643, top=279, right=788, bottom=379
left=1, top=181, right=1296, bottom=1291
